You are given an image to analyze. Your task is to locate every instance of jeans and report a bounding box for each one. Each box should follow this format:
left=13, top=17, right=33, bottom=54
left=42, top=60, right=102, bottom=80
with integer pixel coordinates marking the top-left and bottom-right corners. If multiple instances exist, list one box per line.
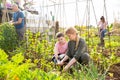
left=16, top=27, right=25, bottom=41
left=100, top=29, right=107, bottom=38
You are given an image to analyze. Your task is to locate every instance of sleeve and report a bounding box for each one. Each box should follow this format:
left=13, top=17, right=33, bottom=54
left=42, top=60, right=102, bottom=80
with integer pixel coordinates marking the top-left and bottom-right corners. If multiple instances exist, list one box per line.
left=18, top=12, right=24, bottom=19
left=105, top=21, right=108, bottom=26
left=66, top=41, right=72, bottom=58
left=54, top=42, right=59, bottom=54
left=64, top=42, right=68, bottom=53
left=73, top=39, right=86, bottom=61
left=97, top=21, right=100, bottom=27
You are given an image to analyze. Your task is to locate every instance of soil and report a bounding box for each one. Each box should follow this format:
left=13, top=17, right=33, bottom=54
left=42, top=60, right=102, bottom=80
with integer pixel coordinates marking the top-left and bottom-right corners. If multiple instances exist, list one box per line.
left=96, top=47, right=120, bottom=80
left=106, top=63, right=120, bottom=80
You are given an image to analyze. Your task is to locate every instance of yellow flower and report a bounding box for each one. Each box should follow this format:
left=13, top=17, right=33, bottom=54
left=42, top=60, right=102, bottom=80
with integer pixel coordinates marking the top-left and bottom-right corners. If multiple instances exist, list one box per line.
left=108, top=72, right=113, bottom=78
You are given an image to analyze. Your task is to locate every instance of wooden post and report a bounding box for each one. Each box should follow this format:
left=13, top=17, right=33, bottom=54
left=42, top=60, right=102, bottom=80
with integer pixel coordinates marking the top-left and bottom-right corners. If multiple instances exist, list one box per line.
left=2, top=0, right=10, bottom=22
left=55, top=21, right=59, bottom=35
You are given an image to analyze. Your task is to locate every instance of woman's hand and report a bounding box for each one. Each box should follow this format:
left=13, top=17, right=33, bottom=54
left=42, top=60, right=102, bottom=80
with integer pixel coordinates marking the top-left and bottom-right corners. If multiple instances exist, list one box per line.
left=57, top=61, right=64, bottom=66
left=57, top=55, right=69, bottom=66
left=63, top=66, right=69, bottom=72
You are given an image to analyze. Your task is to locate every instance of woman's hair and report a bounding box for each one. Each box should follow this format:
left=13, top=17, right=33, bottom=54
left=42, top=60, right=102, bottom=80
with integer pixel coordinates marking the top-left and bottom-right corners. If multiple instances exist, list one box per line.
left=100, top=16, right=105, bottom=23
left=65, top=27, right=79, bottom=50
left=65, top=27, right=78, bottom=35
left=56, top=32, right=64, bottom=38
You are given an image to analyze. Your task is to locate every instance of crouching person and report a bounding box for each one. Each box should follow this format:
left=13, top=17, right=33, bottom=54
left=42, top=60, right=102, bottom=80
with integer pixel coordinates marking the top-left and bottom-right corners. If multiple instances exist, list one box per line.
left=52, top=32, right=68, bottom=64
left=57, top=27, right=90, bottom=72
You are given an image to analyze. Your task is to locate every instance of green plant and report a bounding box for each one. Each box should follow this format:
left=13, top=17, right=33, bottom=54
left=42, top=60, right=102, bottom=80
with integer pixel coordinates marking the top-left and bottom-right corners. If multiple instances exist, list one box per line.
left=0, top=23, right=18, bottom=53
left=73, top=62, right=105, bottom=80
left=0, top=49, right=8, bottom=65
left=0, top=49, right=63, bottom=80
left=21, top=30, right=54, bottom=72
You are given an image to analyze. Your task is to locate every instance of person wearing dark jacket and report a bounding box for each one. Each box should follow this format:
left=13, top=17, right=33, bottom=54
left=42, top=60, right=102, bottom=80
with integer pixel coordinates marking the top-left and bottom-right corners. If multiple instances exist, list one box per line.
left=57, top=27, right=90, bottom=72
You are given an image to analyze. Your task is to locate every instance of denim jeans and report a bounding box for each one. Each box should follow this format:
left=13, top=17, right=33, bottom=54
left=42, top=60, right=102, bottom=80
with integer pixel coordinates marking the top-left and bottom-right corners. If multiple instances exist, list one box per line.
left=100, top=29, right=107, bottom=38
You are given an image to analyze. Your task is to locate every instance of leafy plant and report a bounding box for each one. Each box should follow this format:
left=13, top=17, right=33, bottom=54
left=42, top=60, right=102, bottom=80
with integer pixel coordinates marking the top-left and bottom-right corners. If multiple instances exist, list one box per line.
left=73, top=62, right=105, bottom=80
left=0, top=49, right=8, bottom=65
left=0, top=23, right=18, bottom=53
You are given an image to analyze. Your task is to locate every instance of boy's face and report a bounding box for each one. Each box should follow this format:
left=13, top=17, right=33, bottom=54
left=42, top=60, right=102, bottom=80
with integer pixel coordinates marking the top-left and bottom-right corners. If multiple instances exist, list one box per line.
left=57, top=37, right=65, bottom=43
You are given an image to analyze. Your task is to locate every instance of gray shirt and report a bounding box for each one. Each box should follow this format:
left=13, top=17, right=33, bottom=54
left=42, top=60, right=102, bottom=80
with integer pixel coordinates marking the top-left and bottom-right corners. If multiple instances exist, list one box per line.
left=66, top=38, right=87, bottom=62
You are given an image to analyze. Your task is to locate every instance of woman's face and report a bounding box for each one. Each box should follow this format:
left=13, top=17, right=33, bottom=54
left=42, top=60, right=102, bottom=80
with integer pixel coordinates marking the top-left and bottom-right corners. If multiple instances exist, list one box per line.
left=57, top=37, right=65, bottom=43
left=67, top=33, right=76, bottom=41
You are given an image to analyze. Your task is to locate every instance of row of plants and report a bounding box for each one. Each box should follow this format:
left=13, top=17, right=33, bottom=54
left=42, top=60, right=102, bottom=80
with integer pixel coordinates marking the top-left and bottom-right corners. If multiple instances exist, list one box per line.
left=0, top=23, right=120, bottom=79
left=0, top=47, right=110, bottom=80
left=0, top=49, right=63, bottom=80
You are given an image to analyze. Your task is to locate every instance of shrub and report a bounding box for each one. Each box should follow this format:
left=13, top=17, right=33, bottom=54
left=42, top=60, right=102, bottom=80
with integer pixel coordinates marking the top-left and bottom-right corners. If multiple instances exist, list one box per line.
left=0, top=23, right=18, bottom=52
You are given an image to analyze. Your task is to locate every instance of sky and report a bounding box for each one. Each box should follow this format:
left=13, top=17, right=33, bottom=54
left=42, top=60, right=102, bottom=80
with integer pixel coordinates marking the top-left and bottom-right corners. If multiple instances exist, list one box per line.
left=20, top=0, right=120, bottom=27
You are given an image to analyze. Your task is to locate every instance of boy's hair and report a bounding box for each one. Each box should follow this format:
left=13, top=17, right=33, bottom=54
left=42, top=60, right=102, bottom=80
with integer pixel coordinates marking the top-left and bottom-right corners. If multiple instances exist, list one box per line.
left=56, top=32, right=64, bottom=38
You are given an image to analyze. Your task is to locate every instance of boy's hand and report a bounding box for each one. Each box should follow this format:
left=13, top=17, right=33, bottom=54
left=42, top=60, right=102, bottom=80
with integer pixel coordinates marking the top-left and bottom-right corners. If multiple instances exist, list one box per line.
left=55, top=54, right=58, bottom=59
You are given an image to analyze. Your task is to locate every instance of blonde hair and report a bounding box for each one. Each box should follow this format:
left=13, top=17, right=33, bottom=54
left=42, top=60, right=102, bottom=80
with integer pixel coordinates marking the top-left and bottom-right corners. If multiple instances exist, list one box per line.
left=65, top=27, right=80, bottom=50
left=65, top=27, right=78, bottom=34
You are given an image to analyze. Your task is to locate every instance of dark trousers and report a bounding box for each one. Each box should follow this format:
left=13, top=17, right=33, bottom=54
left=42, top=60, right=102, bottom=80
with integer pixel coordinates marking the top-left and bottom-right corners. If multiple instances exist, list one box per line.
left=16, top=27, right=25, bottom=41
left=78, top=53, right=90, bottom=65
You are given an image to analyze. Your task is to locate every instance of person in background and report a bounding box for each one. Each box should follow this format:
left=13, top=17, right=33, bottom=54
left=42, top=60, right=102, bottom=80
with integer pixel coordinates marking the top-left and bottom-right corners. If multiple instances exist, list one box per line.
left=52, top=32, right=68, bottom=64
left=57, top=27, right=90, bottom=72
left=11, top=4, right=25, bottom=41
left=97, top=16, right=108, bottom=46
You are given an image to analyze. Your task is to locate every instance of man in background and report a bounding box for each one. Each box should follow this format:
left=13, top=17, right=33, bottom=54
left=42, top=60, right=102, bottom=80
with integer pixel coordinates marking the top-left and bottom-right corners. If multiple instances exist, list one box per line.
left=11, top=4, right=25, bottom=41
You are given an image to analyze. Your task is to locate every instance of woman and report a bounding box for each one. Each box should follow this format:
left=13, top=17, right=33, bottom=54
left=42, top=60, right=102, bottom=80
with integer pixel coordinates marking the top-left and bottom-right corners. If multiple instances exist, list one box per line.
left=57, top=27, right=90, bottom=72
left=52, top=32, right=68, bottom=64
left=97, top=16, right=108, bottom=46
